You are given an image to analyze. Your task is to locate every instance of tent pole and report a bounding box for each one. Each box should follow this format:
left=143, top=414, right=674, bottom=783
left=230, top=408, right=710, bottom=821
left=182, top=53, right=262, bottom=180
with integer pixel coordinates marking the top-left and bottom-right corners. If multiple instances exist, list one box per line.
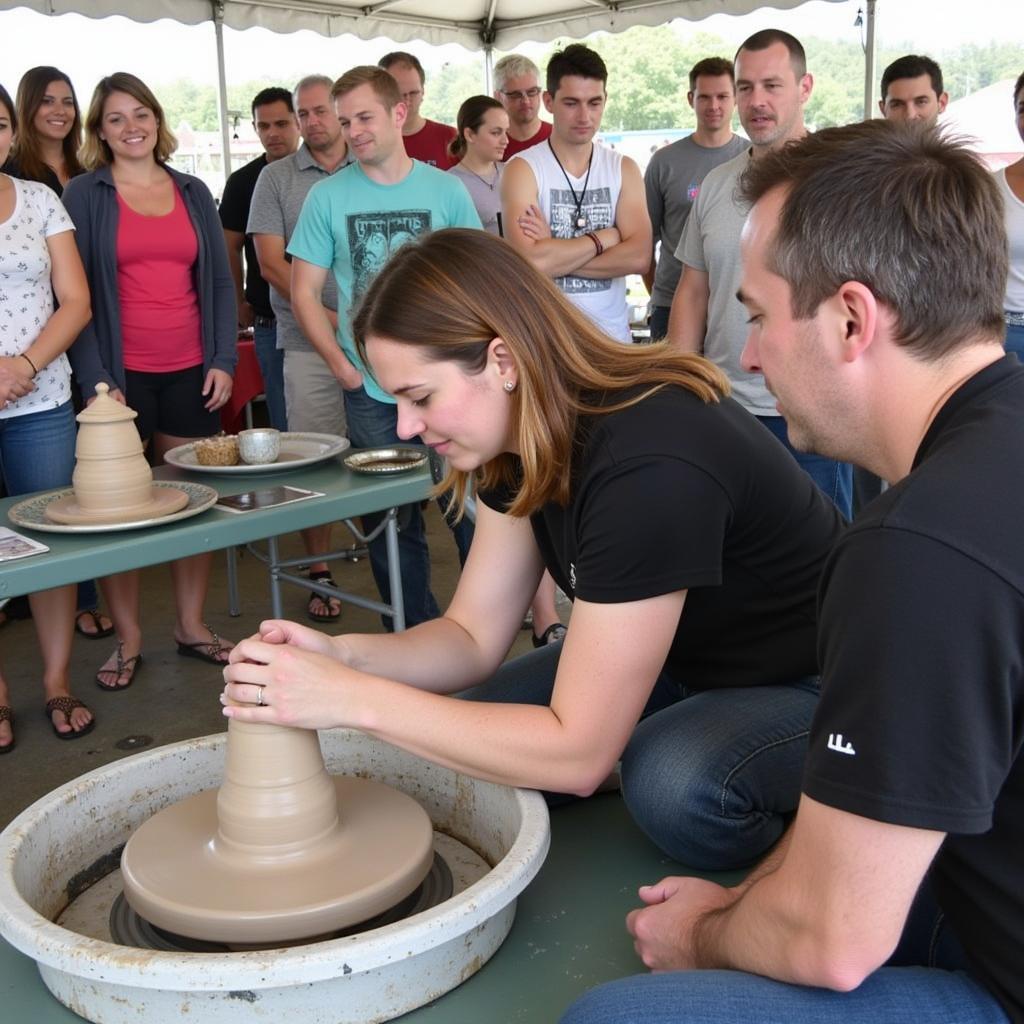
left=484, top=45, right=494, bottom=94
left=213, top=0, right=232, bottom=182
left=863, top=0, right=878, bottom=120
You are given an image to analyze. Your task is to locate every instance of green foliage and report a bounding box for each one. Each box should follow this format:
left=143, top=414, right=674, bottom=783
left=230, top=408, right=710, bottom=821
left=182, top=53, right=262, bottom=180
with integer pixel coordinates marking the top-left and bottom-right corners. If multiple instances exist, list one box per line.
left=151, top=31, right=1024, bottom=136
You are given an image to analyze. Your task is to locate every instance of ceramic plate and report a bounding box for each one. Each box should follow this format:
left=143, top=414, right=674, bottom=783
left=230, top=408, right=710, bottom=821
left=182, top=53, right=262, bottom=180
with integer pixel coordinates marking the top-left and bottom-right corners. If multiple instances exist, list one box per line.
left=163, top=432, right=350, bottom=475
left=343, top=447, right=429, bottom=475
left=8, top=482, right=220, bottom=534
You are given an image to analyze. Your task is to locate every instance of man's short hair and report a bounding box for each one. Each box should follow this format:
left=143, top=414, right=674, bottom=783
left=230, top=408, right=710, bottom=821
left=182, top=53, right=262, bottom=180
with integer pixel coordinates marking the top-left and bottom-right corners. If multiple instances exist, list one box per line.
left=738, top=120, right=1007, bottom=360
left=735, top=29, right=806, bottom=78
left=251, top=87, right=293, bottom=120
left=546, top=44, right=607, bottom=95
left=494, top=54, right=540, bottom=92
left=688, top=57, right=735, bottom=92
left=881, top=54, right=944, bottom=100
left=378, top=51, right=425, bottom=86
left=332, top=66, right=401, bottom=109
left=293, top=74, right=333, bottom=104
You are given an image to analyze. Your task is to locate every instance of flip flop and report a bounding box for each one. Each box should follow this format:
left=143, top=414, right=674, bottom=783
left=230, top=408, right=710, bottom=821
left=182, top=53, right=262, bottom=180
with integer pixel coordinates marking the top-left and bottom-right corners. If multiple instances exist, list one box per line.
left=44, top=696, right=96, bottom=741
left=177, top=627, right=232, bottom=666
left=0, top=705, right=14, bottom=754
left=75, top=608, right=115, bottom=639
left=306, top=570, right=342, bottom=623
left=95, top=642, right=143, bottom=691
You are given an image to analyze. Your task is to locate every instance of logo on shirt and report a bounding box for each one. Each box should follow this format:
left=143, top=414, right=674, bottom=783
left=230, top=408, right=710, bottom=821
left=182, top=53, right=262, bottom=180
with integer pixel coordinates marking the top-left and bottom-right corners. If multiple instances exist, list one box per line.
left=827, top=733, right=856, bottom=756
left=687, top=181, right=700, bottom=203
left=549, top=186, right=613, bottom=295
left=568, top=562, right=577, bottom=591
left=347, top=210, right=432, bottom=300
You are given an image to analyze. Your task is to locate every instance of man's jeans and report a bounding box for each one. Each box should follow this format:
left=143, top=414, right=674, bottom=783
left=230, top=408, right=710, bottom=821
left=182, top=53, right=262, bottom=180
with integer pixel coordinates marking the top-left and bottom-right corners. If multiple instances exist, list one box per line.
left=252, top=321, right=288, bottom=432
left=461, top=641, right=819, bottom=871
left=560, top=879, right=1008, bottom=1024
left=757, top=413, right=853, bottom=519
left=343, top=386, right=474, bottom=627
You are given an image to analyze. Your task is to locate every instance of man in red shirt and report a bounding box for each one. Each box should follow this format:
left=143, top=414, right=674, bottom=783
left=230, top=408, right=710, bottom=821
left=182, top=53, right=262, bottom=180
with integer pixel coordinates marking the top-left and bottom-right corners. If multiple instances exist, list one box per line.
left=493, top=54, right=552, bottom=160
left=378, top=51, right=456, bottom=169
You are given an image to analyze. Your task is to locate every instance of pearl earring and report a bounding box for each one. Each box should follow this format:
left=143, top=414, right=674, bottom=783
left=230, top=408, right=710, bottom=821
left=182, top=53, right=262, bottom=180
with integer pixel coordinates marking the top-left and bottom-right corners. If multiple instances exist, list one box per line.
left=503, top=380, right=516, bottom=393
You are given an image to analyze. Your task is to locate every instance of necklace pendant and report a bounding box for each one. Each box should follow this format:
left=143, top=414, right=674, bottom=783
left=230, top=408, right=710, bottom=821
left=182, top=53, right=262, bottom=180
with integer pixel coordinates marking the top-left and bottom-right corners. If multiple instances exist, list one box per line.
left=576, top=215, right=587, bottom=229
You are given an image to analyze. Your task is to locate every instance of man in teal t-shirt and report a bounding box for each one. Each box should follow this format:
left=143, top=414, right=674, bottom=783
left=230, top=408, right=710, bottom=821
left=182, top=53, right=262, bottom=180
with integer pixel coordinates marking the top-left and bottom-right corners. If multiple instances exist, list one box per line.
left=289, top=65, right=481, bottom=626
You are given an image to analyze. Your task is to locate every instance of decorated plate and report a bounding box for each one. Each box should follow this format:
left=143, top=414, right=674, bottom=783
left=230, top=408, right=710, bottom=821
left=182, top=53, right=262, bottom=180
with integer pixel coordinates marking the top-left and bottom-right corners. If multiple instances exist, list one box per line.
left=344, top=447, right=430, bottom=475
left=8, top=482, right=219, bottom=534
left=163, top=432, right=350, bottom=475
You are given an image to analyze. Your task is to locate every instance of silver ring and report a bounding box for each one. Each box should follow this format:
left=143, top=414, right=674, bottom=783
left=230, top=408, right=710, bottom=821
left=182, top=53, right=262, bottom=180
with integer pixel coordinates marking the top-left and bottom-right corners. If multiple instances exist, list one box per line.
left=256, top=685, right=266, bottom=707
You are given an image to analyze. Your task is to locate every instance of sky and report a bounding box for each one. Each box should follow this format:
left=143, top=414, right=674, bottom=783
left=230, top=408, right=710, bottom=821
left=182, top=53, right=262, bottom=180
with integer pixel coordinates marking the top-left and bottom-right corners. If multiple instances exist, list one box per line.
left=0, top=0, right=1020, bottom=97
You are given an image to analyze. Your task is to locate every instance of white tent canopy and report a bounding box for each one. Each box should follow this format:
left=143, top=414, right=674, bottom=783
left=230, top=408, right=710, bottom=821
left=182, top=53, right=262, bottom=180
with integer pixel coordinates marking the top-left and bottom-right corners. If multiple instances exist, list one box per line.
left=2, top=0, right=868, bottom=175
left=2, top=0, right=845, bottom=50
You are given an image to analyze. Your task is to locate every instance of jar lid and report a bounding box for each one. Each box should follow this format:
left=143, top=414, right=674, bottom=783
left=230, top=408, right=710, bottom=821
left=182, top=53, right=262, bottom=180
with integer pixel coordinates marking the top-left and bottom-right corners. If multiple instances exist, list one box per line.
left=77, top=383, right=139, bottom=424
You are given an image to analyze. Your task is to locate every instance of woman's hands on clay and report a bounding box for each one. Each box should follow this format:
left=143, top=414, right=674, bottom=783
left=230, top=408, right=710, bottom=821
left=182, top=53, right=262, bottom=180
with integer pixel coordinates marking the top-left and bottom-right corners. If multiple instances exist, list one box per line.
left=221, top=631, right=360, bottom=731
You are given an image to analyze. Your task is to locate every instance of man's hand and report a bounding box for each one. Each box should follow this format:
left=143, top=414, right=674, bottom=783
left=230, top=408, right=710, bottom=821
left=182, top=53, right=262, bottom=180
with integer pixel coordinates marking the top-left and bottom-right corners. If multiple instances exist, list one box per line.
left=626, top=875, right=737, bottom=971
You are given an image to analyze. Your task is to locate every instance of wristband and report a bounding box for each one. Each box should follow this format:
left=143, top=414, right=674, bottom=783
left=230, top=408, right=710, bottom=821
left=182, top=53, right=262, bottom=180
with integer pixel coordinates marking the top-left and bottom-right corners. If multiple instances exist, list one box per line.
left=586, top=231, right=603, bottom=256
left=20, top=353, right=38, bottom=375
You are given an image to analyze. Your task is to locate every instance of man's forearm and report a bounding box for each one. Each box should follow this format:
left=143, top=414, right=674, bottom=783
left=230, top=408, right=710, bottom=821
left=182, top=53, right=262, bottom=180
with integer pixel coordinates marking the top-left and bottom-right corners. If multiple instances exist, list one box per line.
left=522, top=228, right=619, bottom=279
left=575, top=233, right=651, bottom=280
left=292, top=290, right=357, bottom=382
left=667, top=271, right=709, bottom=353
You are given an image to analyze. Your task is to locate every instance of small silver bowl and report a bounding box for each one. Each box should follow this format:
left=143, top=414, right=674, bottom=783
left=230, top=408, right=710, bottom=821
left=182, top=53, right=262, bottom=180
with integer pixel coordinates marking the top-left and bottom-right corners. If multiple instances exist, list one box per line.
left=237, top=428, right=281, bottom=465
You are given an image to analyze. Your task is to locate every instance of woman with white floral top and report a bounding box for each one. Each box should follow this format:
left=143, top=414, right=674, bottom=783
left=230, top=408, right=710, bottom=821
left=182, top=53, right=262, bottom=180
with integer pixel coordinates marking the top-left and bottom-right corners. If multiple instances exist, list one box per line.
left=0, top=83, right=94, bottom=751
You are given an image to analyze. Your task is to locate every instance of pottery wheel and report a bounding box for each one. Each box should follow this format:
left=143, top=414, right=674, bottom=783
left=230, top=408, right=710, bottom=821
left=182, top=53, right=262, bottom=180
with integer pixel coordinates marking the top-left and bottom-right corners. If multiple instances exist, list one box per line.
left=120, top=776, right=434, bottom=944
left=46, top=485, right=189, bottom=525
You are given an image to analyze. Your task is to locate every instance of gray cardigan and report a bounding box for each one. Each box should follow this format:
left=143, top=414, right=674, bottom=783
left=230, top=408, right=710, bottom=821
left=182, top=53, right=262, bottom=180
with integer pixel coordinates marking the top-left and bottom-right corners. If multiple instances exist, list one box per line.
left=62, top=164, right=237, bottom=397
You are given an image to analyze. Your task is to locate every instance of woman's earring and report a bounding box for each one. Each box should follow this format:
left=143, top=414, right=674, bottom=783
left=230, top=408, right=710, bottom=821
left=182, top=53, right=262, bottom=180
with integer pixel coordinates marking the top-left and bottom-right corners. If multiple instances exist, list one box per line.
left=503, top=379, right=516, bottom=393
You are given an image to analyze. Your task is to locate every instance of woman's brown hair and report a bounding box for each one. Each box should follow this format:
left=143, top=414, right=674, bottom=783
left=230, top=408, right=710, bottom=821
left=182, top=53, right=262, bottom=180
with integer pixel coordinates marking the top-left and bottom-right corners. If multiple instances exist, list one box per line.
left=12, top=66, right=83, bottom=183
left=353, top=228, right=729, bottom=517
left=80, top=72, right=177, bottom=170
left=448, top=95, right=505, bottom=160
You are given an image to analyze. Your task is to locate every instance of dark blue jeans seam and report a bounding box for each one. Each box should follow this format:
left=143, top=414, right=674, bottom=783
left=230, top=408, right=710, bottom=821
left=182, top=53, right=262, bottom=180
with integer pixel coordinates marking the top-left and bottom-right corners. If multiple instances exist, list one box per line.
left=718, top=729, right=810, bottom=817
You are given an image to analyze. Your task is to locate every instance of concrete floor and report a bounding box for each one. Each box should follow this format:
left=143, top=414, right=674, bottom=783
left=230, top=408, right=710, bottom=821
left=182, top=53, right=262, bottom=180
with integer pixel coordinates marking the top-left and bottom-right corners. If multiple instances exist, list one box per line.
left=0, top=504, right=541, bottom=830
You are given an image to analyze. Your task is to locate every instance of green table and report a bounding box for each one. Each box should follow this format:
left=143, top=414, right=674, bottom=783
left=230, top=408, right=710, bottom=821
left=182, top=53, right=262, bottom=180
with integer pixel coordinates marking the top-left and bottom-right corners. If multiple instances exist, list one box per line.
left=0, top=794, right=729, bottom=1023
left=0, top=457, right=433, bottom=629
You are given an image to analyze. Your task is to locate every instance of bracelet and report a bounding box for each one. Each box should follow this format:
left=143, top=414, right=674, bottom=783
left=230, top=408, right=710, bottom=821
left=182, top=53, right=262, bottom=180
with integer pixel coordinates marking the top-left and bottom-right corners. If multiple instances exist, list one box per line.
left=20, top=353, right=38, bottom=375
left=586, top=231, right=603, bottom=256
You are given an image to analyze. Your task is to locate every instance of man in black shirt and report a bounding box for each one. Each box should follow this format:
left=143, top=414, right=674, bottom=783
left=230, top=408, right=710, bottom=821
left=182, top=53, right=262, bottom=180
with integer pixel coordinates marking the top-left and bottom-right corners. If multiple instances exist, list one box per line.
left=219, top=86, right=299, bottom=431
left=562, top=123, right=1021, bottom=1023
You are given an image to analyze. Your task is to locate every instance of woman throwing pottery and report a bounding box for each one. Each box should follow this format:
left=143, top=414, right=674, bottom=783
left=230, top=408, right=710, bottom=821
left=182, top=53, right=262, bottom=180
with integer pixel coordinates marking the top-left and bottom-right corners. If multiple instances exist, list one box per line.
left=63, top=73, right=237, bottom=691
left=224, top=229, right=843, bottom=870
left=0, top=83, right=94, bottom=748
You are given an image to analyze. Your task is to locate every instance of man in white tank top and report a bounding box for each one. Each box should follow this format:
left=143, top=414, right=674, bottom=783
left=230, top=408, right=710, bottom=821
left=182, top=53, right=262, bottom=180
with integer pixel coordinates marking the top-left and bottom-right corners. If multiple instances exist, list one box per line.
left=501, top=44, right=651, bottom=343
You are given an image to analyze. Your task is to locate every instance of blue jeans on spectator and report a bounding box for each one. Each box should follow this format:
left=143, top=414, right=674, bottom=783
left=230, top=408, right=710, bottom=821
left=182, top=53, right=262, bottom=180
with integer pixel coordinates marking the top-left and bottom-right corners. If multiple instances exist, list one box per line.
left=648, top=305, right=671, bottom=342
left=460, top=642, right=819, bottom=870
left=560, top=878, right=1008, bottom=1024
left=343, top=386, right=475, bottom=626
left=253, top=320, right=288, bottom=432
left=757, top=413, right=853, bottom=519
left=1003, top=318, right=1024, bottom=360
left=0, top=401, right=76, bottom=496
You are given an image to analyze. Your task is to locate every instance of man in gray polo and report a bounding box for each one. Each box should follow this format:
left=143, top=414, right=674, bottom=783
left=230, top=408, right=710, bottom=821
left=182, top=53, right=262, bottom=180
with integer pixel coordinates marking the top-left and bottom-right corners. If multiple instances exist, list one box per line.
left=643, top=57, right=747, bottom=341
left=248, top=73, right=353, bottom=622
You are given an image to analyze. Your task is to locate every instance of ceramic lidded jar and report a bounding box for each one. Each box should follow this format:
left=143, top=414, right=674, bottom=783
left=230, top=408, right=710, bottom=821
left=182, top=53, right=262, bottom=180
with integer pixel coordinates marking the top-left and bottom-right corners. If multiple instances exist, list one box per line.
left=72, top=383, right=155, bottom=517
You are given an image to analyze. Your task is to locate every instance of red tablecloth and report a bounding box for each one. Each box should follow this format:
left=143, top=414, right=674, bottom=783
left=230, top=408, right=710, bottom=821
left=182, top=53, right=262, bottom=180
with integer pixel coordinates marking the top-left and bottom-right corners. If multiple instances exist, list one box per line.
left=220, top=337, right=264, bottom=434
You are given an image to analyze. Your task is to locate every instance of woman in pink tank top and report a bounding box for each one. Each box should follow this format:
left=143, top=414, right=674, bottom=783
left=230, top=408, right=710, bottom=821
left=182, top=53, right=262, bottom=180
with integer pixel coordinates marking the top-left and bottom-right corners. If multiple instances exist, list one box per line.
left=64, top=73, right=237, bottom=690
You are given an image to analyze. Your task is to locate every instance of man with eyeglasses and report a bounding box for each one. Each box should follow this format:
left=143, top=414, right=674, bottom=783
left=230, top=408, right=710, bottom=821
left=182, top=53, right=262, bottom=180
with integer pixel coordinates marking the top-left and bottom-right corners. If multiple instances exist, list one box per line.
left=378, top=51, right=456, bottom=169
left=493, top=54, right=552, bottom=160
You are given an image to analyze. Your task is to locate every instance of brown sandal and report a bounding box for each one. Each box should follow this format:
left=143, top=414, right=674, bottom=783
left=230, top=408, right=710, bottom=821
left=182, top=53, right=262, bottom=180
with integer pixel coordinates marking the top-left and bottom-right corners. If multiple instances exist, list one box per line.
left=176, top=626, right=232, bottom=666
left=96, top=642, right=143, bottom=691
left=0, top=705, right=14, bottom=754
left=44, top=696, right=96, bottom=741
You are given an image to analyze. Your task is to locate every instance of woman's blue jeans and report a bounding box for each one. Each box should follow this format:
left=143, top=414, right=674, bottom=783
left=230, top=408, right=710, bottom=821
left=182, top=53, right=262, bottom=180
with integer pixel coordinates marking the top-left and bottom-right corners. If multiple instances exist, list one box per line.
left=0, top=401, right=76, bottom=495
left=461, top=642, right=819, bottom=870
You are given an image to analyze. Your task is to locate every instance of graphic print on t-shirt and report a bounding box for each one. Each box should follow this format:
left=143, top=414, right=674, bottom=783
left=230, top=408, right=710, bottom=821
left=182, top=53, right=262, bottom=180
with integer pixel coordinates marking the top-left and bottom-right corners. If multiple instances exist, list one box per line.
left=347, top=210, right=432, bottom=299
left=549, top=186, right=612, bottom=294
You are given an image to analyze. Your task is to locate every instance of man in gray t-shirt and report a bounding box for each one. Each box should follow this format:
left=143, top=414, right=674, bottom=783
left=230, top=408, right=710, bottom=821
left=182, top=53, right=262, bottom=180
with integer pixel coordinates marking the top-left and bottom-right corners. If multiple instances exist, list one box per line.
left=669, top=29, right=852, bottom=518
left=246, top=73, right=353, bottom=623
left=643, top=58, right=747, bottom=341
